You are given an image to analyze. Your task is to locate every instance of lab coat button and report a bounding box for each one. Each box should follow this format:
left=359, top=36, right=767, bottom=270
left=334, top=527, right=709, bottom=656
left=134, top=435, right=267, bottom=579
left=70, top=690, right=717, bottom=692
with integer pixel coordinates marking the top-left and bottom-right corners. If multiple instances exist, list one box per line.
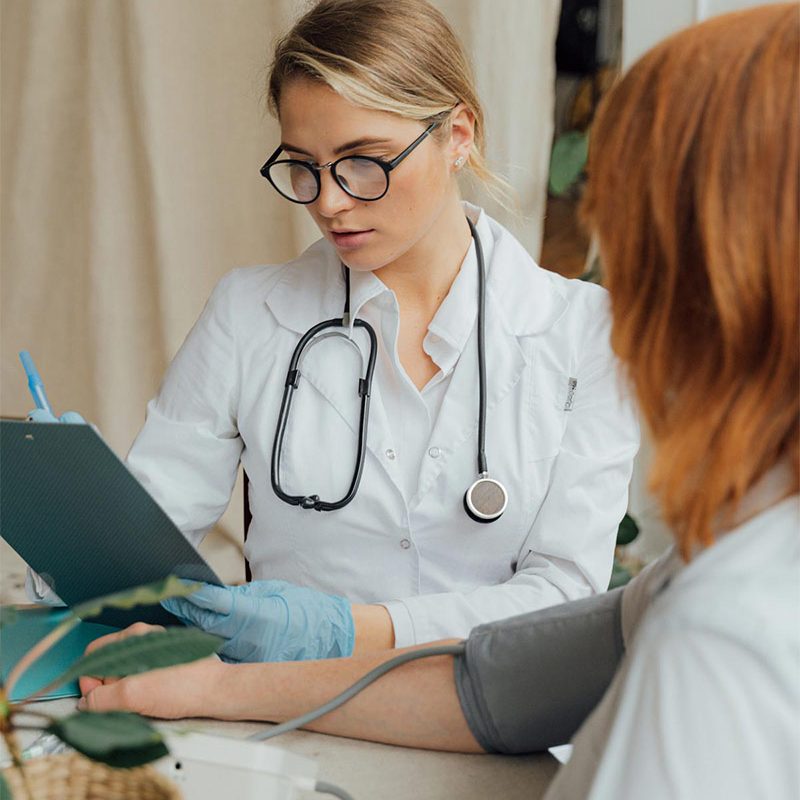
left=385, top=448, right=396, bottom=460
left=400, top=538, right=411, bottom=549
left=428, top=446, right=441, bottom=459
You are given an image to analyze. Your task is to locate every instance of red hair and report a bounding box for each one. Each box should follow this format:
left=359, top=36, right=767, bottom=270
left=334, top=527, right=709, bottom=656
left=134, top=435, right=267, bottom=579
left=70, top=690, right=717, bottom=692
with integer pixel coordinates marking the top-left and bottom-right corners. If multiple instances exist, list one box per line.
left=582, top=5, right=799, bottom=558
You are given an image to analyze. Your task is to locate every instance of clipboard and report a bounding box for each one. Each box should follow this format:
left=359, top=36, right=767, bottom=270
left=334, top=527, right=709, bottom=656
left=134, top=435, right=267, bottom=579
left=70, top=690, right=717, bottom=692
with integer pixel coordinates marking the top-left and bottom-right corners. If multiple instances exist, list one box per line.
left=0, top=420, right=222, bottom=627
left=0, top=607, right=119, bottom=702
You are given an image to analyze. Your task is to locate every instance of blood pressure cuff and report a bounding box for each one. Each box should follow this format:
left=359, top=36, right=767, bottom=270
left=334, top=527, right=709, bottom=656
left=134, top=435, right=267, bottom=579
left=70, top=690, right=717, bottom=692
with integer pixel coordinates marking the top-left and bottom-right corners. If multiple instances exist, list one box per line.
left=454, top=587, right=624, bottom=754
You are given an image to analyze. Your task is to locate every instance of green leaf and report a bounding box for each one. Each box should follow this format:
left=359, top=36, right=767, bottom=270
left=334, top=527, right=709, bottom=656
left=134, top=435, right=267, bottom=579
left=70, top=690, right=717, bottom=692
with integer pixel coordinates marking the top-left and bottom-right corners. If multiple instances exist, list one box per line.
left=608, top=560, right=633, bottom=590
left=47, top=711, right=169, bottom=768
left=72, top=576, right=201, bottom=621
left=549, top=130, right=589, bottom=195
left=0, top=607, right=18, bottom=629
left=54, top=628, right=222, bottom=686
left=580, top=256, right=603, bottom=285
left=0, top=772, right=10, bottom=800
left=616, top=513, right=640, bottom=546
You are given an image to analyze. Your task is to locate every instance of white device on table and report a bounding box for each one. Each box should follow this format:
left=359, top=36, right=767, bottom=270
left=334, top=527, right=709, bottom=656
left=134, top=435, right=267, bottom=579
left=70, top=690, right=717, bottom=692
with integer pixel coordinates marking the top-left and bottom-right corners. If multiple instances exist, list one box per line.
left=154, top=732, right=324, bottom=799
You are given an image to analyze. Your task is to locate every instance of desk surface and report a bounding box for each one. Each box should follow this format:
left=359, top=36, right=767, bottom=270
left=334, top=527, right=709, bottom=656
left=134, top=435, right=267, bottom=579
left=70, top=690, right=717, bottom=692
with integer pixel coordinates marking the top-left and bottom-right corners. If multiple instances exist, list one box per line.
left=17, top=698, right=558, bottom=799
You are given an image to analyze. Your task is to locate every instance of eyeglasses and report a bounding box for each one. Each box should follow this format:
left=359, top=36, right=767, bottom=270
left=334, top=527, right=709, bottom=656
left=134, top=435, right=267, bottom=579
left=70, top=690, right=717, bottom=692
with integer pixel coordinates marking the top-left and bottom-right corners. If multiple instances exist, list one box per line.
left=260, top=121, right=438, bottom=204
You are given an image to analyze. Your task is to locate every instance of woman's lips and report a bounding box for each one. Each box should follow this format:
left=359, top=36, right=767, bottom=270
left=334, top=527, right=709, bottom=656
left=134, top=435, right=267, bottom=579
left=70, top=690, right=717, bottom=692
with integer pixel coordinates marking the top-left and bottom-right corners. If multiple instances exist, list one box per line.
left=330, top=229, right=375, bottom=249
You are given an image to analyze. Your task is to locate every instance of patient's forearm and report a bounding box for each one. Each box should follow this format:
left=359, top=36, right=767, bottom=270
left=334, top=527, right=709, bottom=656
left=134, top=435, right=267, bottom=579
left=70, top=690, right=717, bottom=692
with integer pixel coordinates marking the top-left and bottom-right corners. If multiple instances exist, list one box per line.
left=213, top=642, right=482, bottom=753
left=84, top=588, right=625, bottom=755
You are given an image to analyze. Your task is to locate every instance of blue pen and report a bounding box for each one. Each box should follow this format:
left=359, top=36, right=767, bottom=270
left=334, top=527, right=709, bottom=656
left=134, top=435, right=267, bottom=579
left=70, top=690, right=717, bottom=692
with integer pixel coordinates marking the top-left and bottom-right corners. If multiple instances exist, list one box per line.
left=19, top=350, right=55, bottom=416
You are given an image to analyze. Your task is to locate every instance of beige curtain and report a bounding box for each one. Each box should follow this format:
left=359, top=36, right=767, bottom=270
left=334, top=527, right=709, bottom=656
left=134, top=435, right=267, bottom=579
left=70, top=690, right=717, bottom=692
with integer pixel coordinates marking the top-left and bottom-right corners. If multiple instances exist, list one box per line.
left=1, top=0, right=558, bottom=581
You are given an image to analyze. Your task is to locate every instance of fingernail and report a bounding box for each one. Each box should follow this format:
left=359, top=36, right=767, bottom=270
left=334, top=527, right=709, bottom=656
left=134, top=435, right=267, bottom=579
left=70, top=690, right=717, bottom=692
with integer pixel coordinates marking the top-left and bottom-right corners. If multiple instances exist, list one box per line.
left=77, top=697, right=87, bottom=711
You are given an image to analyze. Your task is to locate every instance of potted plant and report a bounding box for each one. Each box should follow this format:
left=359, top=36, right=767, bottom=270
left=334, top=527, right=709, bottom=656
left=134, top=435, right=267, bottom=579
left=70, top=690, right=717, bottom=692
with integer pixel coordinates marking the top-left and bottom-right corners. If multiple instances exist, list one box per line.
left=0, top=577, right=222, bottom=800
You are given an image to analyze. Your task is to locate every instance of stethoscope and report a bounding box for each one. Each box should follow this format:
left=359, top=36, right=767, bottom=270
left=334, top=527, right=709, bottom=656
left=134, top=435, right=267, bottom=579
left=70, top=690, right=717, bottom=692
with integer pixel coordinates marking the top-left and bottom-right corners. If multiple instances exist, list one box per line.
left=271, top=217, right=509, bottom=523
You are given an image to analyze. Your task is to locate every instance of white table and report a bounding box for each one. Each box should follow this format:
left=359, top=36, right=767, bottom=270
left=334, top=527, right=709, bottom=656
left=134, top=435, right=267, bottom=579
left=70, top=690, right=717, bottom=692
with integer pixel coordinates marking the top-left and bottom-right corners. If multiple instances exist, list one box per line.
left=18, top=697, right=558, bottom=800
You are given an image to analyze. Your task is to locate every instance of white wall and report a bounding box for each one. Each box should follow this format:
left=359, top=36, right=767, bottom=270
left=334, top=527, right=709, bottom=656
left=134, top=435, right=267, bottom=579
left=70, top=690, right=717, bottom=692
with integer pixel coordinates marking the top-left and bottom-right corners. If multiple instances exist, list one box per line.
left=623, top=0, right=778, bottom=66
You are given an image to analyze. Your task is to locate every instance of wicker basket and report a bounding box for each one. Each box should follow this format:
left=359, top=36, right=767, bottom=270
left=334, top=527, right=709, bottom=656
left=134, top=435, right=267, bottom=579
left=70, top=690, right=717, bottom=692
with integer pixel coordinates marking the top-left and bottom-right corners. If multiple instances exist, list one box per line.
left=2, top=751, right=182, bottom=800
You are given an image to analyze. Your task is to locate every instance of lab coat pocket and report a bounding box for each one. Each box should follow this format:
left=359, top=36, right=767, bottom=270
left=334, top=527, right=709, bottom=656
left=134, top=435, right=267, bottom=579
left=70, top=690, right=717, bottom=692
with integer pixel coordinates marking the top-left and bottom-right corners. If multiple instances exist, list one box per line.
left=528, top=367, right=571, bottom=461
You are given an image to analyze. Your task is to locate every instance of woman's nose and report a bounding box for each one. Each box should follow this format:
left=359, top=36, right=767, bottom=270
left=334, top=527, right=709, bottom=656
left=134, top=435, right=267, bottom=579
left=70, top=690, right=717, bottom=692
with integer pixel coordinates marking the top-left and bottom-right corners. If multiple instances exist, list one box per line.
left=315, top=169, right=356, bottom=217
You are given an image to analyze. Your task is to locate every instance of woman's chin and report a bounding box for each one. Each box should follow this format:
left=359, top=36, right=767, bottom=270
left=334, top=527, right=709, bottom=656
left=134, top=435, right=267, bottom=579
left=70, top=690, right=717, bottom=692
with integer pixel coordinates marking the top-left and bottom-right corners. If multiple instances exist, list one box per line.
left=338, top=248, right=387, bottom=273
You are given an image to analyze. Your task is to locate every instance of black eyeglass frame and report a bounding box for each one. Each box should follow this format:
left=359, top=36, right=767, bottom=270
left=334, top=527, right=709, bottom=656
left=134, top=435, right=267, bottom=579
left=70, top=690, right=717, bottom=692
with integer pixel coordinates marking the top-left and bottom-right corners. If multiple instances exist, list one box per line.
left=260, top=121, right=439, bottom=204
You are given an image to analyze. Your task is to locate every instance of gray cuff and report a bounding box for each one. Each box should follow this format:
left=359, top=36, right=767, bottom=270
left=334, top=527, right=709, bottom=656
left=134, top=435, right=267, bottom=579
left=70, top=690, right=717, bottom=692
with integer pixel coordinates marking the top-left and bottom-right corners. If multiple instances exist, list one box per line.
left=454, top=588, right=624, bottom=754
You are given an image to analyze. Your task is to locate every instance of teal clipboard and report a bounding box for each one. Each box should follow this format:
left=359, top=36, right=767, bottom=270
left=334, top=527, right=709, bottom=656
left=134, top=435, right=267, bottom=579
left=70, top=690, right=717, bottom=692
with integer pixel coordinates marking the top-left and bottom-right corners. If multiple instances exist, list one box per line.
left=0, top=420, right=222, bottom=627
left=0, top=607, right=119, bottom=702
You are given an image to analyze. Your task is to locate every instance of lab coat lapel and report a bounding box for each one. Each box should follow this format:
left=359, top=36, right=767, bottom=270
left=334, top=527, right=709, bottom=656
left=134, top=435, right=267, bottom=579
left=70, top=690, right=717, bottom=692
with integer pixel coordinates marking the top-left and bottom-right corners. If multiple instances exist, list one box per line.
left=412, top=301, right=528, bottom=506
left=264, top=246, right=403, bottom=494
left=411, top=205, right=569, bottom=506
left=264, top=240, right=365, bottom=439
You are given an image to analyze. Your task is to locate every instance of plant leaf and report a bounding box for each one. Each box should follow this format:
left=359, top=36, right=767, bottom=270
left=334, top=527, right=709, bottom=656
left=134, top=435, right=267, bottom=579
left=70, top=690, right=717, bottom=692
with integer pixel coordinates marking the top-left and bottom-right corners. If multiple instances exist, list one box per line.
left=47, top=711, right=169, bottom=768
left=55, top=628, right=222, bottom=686
left=608, top=560, right=632, bottom=590
left=0, top=772, right=10, bottom=800
left=616, top=513, right=640, bottom=546
left=549, top=130, right=589, bottom=196
left=72, top=576, right=201, bottom=621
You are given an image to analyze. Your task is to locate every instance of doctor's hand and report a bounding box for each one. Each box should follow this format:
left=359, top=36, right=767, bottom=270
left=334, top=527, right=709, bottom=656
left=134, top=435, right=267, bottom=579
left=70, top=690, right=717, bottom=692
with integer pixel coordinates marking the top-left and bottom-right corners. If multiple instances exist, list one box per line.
left=27, top=408, right=86, bottom=424
left=161, top=580, right=355, bottom=663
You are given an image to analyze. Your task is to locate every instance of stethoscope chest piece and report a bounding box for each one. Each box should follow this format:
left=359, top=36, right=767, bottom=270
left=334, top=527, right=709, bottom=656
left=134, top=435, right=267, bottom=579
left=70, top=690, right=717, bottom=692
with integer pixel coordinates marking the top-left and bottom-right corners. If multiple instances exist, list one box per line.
left=464, top=475, right=508, bottom=523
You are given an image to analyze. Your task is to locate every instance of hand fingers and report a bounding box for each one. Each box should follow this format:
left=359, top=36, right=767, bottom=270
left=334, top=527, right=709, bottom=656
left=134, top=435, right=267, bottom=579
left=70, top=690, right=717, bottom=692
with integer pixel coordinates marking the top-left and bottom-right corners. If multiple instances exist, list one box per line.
left=185, top=584, right=236, bottom=613
left=81, top=624, right=164, bottom=693
left=27, top=409, right=58, bottom=423
left=81, top=656, right=223, bottom=719
left=78, top=674, right=119, bottom=697
left=81, top=676, right=140, bottom=714
left=235, top=579, right=294, bottom=596
left=162, top=583, right=233, bottom=621
left=59, top=411, right=86, bottom=424
left=78, top=675, right=103, bottom=695
left=83, top=622, right=164, bottom=657
left=26, top=409, right=85, bottom=424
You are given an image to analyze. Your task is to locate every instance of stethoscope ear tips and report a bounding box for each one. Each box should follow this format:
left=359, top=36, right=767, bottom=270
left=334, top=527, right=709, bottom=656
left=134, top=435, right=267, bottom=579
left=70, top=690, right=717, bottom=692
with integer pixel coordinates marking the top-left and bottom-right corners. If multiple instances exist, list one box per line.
left=464, top=476, right=508, bottom=524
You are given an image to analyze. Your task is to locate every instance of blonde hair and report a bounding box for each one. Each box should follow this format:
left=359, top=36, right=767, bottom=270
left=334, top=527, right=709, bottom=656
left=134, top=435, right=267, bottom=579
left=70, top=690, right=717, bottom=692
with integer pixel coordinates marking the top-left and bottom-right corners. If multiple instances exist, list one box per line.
left=582, top=4, right=799, bottom=558
left=267, top=0, right=511, bottom=206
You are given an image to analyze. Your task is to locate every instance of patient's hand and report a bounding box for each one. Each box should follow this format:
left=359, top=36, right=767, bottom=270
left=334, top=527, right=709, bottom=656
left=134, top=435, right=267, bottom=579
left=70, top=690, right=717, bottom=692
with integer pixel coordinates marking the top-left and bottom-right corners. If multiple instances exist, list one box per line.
left=78, top=622, right=225, bottom=719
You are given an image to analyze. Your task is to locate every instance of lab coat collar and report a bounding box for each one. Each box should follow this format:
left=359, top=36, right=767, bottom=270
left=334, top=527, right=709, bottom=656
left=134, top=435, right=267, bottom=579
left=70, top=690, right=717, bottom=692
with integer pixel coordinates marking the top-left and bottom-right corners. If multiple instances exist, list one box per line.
left=424, top=221, right=480, bottom=373
left=264, top=238, right=346, bottom=335
left=262, top=204, right=568, bottom=340
left=471, top=203, right=568, bottom=338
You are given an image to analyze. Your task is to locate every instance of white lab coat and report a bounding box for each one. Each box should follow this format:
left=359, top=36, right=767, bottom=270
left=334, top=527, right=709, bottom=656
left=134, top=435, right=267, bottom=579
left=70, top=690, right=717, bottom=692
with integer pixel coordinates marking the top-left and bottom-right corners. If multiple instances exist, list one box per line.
left=126, top=206, right=639, bottom=646
left=546, top=485, right=800, bottom=800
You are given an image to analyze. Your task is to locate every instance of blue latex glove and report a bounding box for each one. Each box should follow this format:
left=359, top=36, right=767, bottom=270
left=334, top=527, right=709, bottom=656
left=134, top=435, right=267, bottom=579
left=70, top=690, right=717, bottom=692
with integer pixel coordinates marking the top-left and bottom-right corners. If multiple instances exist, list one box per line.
left=161, top=580, right=355, bottom=663
left=27, top=408, right=86, bottom=424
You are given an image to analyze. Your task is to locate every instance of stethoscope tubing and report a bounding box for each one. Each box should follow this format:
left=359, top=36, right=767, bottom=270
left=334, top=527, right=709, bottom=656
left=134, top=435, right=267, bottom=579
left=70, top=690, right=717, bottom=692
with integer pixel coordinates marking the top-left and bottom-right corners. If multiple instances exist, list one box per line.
left=270, top=316, right=377, bottom=511
left=271, top=216, right=506, bottom=520
left=470, top=217, right=489, bottom=478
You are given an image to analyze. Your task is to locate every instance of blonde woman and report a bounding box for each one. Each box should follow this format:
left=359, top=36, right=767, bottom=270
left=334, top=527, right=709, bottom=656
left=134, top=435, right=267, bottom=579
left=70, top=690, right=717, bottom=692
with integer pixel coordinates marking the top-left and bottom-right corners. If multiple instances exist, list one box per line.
left=38, top=0, right=638, bottom=661
left=80, top=5, right=799, bottom=797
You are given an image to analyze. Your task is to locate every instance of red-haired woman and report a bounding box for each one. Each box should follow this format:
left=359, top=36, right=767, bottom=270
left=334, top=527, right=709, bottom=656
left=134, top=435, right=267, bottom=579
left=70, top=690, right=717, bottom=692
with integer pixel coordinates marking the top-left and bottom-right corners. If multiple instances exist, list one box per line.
left=80, top=5, right=799, bottom=797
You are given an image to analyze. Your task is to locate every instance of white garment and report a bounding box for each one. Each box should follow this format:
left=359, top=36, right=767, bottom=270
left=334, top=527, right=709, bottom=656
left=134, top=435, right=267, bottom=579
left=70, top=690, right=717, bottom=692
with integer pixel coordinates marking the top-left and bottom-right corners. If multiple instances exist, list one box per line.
left=354, top=236, right=479, bottom=501
left=125, top=205, right=639, bottom=646
left=546, top=493, right=800, bottom=800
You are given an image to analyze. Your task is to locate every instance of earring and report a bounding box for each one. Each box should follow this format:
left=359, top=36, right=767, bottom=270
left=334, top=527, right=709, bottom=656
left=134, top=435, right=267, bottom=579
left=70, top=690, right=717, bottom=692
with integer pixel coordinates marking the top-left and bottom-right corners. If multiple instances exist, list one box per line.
left=454, top=156, right=465, bottom=168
